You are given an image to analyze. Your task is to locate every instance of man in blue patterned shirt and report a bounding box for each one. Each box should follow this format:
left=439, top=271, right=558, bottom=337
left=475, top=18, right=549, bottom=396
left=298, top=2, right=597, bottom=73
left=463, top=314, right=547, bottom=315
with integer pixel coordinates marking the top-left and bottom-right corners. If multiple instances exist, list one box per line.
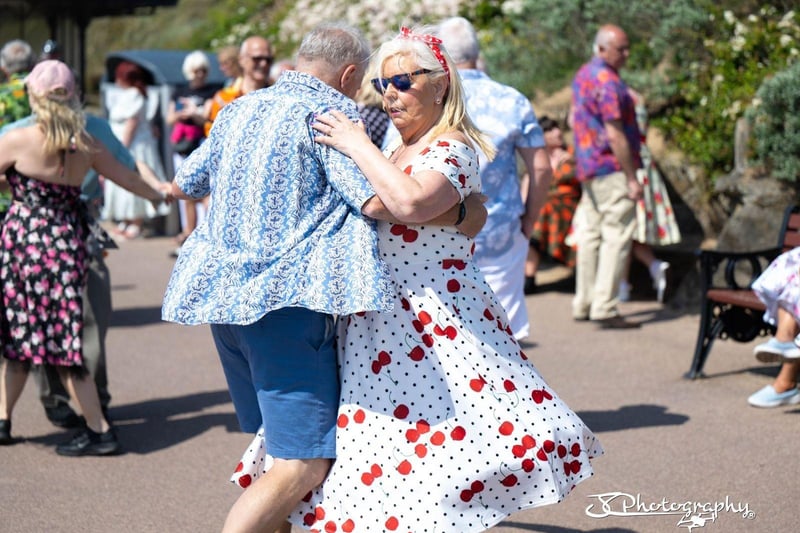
left=162, top=22, right=482, bottom=532
left=436, top=17, right=553, bottom=341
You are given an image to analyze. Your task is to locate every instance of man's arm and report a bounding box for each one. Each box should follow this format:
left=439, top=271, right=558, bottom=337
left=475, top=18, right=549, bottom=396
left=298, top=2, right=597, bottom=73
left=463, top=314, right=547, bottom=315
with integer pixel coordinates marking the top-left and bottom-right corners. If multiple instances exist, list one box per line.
left=519, top=146, right=553, bottom=239
left=605, top=119, right=642, bottom=200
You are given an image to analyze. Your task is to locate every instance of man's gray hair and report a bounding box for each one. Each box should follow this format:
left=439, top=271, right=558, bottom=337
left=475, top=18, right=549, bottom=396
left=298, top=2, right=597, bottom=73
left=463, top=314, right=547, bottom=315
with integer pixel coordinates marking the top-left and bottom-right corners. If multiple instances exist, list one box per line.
left=297, top=22, right=370, bottom=69
left=592, top=26, right=614, bottom=56
left=436, top=17, right=480, bottom=64
left=1, top=39, right=36, bottom=74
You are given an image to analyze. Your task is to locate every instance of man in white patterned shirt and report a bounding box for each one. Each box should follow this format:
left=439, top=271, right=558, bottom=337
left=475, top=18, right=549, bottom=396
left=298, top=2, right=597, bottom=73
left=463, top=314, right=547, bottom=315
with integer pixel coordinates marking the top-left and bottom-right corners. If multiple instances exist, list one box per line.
left=437, top=16, right=553, bottom=341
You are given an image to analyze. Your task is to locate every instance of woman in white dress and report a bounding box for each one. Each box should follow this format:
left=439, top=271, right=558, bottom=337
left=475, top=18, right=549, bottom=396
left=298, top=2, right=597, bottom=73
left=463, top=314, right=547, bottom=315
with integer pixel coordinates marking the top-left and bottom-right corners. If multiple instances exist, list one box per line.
left=231, top=26, right=603, bottom=533
left=102, top=60, right=169, bottom=239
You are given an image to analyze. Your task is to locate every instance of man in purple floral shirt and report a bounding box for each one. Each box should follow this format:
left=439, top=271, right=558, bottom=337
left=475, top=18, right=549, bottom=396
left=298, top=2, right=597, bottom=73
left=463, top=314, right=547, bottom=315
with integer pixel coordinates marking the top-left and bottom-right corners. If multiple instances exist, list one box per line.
left=571, top=24, right=643, bottom=329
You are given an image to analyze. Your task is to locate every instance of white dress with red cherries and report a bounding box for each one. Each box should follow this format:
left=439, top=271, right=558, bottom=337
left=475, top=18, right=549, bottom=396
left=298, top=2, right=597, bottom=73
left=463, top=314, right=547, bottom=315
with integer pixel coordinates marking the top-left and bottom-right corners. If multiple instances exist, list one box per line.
left=231, top=139, right=603, bottom=532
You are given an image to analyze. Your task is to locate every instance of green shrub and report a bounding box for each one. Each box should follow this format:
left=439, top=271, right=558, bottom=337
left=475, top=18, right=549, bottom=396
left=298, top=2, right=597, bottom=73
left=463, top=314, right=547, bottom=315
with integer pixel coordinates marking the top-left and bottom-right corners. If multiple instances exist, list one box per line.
left=651, top=6, right=800, bottom=185
left=746, top=61, right=800, bottom=182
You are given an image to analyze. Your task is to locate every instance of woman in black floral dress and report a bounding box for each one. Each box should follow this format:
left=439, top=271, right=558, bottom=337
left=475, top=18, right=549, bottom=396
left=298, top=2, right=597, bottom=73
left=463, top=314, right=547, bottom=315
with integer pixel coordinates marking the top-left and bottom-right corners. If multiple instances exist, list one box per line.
left=0, top=60, right=169, bottom=453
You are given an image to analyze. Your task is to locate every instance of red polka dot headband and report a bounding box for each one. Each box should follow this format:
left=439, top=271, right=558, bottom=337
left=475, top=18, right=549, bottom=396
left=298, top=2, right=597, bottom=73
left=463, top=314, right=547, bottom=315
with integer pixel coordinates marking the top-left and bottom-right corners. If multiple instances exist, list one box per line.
left=398, top=26, right=450, bottom=76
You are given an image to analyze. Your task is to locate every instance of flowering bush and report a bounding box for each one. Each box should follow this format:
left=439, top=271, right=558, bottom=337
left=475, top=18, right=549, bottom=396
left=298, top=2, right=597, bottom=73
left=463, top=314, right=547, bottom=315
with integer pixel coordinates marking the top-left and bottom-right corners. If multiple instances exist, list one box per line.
left=651, top=7, right=800, bottom=185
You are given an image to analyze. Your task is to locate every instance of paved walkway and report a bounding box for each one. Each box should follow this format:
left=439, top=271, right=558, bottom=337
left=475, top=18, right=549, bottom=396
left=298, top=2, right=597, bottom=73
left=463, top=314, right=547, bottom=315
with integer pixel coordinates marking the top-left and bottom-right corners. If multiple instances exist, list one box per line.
left=1, top=236, right=795, bottom=533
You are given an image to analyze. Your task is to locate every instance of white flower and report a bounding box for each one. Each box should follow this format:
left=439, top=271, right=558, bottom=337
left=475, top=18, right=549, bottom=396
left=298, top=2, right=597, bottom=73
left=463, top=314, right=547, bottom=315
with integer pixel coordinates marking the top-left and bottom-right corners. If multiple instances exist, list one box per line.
left=723, top=10, right=736, bottom=24
left=780, top=34, right=793, bottom=47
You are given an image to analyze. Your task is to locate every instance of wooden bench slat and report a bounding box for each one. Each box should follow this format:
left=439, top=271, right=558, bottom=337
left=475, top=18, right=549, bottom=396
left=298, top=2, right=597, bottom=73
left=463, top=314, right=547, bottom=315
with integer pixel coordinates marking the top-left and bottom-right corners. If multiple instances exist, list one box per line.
left=706, top=289, right=765, bottom=310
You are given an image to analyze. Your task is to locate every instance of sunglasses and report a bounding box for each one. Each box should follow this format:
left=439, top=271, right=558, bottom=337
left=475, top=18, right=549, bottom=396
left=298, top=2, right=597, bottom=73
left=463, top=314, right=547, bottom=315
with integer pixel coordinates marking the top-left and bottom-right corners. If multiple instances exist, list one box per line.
left=371, top=69, right=431, bottom=93
left=248, top=55, right=274, bottom=64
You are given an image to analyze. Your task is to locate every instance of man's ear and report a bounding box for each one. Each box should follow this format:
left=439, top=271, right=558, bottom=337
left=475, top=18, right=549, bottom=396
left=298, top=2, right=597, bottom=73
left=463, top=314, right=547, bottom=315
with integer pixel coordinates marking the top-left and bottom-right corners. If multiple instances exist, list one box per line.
left=340, top=64, right=358, bottom=93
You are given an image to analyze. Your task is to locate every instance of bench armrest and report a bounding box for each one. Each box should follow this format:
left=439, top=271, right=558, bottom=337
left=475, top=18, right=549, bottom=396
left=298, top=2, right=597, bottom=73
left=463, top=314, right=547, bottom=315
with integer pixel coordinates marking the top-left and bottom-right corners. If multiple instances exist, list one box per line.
left=695, top=247, right=782, bottom=293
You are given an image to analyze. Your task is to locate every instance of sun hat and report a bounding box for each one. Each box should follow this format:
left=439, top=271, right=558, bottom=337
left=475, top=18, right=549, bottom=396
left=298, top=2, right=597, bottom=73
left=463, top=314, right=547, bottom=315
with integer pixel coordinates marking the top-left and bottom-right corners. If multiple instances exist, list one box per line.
left=25, top=59, right=75, bottom=101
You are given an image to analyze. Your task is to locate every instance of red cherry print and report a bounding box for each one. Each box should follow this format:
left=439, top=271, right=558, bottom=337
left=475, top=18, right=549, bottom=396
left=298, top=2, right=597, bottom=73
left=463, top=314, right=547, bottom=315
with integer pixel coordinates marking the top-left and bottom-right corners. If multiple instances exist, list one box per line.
left=460, top=489, right=474, bottom=502
left=430, top=431, right=445, bottom=446
left=483, top=308, right=494, bottom=320
left=353, top=409, right=365, bottom=424
left=522, top=458, right=535, bottom=472
left=401, top=298, right=410, bottom=311
left=302, top=491, right=313, bottom=502
left=520, top=350, right=528, bottom=360
left=342, top=519, right=355, bottom=533
left=531, top=390, right=544, bottom=403
left=557, top=444, right=567, bottom=458
left=433, top=324, right=446, bottom=336
left=354, top=311, right=365, bottom=317
left=422, top=333, right=434, bottom=347
left=496, top=319, right=503, bottom=330
left=471, top=480, right=485, bottom=492
left=371, top=360, right=382, bottom=374
left=444, top=325, right=457, bottom=340
left=406, top=429, right=420, bottom=443
left=397, top=460, right=412, bottom=475
left=337, top=414, right=349, bottom=428
left=458, top=174, right=467, bottom=186
left=421, top=146, right=432, bottom=154
left=237, top=474, right=252, bottom=488
left=412, top=319, right=424, bottom=333
left=408, top=346, right=424, bottom=361
left=390, top=224, right=406, bottom=236
left=378, top=351, right=391, bottom=366
left=370, top=464, right=383, bottom=477
left=304, top=513, right=316, bottom=526
left=418, top=311, right=432, bottom=325
left=571, top=443, right=582, bottom=457
left=522, top=435, right=536, bottom=449
left=450, top=426, right=466, bottom=440
left=447, top=279, right=461, bottom=292
left=416, top=420, right=431, bottom=434
left=437, top=140, right=450, bottom=147
left=543, top=389, right=553, bottom=400
left=394, top=404, right=409, bottom=419
left=498, top=421, right=514, bottom=435
left=324, top=520, right=336, bottom=533
left=385, top=516, right=399, bottom=531
left=415, top=444, right=427, bottom=458
left=500, top=474, right=518, bottom=487
left=536, top=448, right=547, bottom=461
left=505, top=325, right=513, bottom=336
left=402, top=229, right=419, bottom=242
left=469, top=376, right=486, bottom=392
left=503, top=379, right=516, bottom=392
left=361, top=473, right=374, bottom=485
left=512, top=444, right=526, bottom=458
left=315, top=506, right=326, bottom=520
left=234, top=462, right=243, bottom=473
left=570, top=460, right=582, bottom=473
left=543, top=439, right=555, bottom=453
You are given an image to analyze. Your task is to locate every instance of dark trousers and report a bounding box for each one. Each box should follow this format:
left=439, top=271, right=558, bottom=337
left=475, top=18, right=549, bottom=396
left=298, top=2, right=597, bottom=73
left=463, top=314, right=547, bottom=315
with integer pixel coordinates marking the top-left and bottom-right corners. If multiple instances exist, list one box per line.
left=33, top=252, right=112, bottom=409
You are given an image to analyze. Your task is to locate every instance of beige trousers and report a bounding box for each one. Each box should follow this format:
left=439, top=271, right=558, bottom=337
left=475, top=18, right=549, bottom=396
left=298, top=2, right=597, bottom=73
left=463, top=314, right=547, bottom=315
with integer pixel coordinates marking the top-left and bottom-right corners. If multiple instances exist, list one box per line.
left=572, top=171, right=636, bottom=320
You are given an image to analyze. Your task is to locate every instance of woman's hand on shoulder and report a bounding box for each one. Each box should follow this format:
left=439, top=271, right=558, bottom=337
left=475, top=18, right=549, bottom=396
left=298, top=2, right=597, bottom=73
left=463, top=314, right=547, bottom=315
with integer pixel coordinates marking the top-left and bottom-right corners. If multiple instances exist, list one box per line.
left=312, top=109, right=370, bottom=156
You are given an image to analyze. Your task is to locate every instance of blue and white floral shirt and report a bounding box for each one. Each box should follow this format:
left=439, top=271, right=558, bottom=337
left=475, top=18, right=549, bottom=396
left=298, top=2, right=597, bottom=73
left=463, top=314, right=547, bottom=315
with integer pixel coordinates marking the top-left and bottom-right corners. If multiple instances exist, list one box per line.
left=459, top=69, right=544, bottom=258
left=162, top=71, right=394, bottom=325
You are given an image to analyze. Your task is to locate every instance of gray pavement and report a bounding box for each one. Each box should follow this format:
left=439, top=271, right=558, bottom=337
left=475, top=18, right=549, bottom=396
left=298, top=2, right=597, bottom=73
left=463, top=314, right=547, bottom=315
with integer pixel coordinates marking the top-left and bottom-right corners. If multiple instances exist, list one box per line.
left=1, top=235, right=795, bottom=533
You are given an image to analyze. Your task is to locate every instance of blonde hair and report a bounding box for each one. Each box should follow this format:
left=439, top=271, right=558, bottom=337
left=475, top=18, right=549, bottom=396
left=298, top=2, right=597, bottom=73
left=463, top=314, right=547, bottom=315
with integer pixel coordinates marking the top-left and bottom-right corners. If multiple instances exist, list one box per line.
left=29, top=93, right=91, bottom=155
left=373, top=25, right=495, bottom=159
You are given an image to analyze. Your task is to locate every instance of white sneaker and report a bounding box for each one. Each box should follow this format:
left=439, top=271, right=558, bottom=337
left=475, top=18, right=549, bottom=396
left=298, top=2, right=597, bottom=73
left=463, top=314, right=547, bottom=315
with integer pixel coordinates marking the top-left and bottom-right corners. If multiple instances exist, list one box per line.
left=650, top=260, right=670, bottom=303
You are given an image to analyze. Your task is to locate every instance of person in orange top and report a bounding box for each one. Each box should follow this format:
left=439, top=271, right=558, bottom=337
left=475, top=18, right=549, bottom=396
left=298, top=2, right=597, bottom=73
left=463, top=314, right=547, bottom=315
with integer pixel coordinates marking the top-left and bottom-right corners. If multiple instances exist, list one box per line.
left=204, top=36, right=273, bottom=136
left=524, top=115, right=582, bottom=293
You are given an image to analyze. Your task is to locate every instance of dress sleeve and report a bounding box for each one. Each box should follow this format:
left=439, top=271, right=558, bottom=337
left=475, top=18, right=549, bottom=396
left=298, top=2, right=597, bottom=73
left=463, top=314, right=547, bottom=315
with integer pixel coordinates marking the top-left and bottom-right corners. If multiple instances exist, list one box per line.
left=108, top=87, right=145, bottom=122
left=412, top=140, right=481, bottom=201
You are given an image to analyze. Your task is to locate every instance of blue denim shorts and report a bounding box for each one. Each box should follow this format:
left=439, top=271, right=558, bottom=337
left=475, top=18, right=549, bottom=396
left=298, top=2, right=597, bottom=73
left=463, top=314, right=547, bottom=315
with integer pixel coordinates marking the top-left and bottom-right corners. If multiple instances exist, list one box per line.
left=211, top=307, right=338, bottom=459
